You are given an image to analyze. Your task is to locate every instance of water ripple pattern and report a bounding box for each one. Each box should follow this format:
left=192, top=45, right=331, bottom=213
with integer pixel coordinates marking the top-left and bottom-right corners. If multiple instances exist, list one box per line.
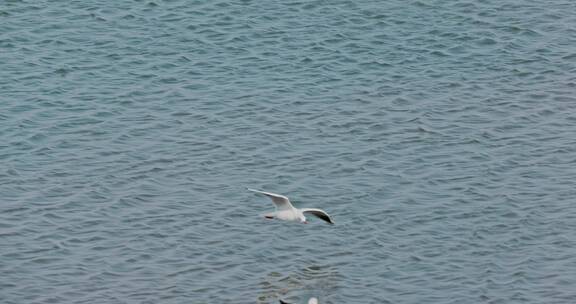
left=1, top=0, right=576, bottom=303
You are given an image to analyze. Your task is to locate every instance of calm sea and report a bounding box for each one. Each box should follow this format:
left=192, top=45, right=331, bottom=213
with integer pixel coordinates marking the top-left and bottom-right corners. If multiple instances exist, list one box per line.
left=2, top=0, right=576, bottom=303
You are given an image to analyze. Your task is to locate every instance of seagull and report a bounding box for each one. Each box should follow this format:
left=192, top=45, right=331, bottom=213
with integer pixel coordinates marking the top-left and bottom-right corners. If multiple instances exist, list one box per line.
left=279, top=297, right=319, bottom=304
left=248, top=188, right=334, bottom=224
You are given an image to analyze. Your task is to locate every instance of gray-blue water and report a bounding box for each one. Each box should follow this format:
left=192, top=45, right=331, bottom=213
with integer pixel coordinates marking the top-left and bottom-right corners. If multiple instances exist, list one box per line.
left=2, top=0, right=576, bottom=303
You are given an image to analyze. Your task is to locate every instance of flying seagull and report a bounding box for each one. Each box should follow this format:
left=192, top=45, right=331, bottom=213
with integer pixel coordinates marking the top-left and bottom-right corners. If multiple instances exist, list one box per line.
left=248, top=188, right=333, bottom=224
left=280, top=297, right=319, bottom=304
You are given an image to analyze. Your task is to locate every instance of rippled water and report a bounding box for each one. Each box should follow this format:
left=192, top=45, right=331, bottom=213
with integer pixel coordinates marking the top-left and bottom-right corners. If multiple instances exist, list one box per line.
left=2, top=0, right=576, bottom=303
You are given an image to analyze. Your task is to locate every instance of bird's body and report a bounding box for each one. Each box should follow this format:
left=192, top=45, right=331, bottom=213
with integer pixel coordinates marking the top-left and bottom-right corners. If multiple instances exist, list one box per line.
left=265, top=209, right=300, bottom=221
left=248, top=189, right=334, bottom=224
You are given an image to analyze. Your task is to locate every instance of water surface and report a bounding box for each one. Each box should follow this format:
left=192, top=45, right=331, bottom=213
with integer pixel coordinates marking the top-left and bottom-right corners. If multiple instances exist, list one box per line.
left=2, top=0, right=576, bottom=303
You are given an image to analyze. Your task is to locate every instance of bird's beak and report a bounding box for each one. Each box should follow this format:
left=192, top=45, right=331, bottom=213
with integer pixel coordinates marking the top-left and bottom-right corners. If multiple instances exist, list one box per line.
left=303, top=221, right=308, bottom=224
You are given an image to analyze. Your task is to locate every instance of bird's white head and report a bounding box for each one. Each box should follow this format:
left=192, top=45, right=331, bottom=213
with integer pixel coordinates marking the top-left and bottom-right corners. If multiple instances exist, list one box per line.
left=308, top=297, right=318, bottom=304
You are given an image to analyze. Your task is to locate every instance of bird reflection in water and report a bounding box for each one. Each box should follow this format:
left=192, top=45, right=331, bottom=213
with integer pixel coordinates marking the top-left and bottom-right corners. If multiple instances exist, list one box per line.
left=279, top=297, right=318, bottom=304
left=256, top=264, right=339, bottom=304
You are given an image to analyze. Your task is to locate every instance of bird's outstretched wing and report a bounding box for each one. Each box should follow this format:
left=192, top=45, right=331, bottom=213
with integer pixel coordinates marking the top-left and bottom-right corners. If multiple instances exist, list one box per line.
left=247, top=188, right=295, bottom=211
left=279, top=300, right=292, bottom=304
left=301, top=208, right=334, bottom=224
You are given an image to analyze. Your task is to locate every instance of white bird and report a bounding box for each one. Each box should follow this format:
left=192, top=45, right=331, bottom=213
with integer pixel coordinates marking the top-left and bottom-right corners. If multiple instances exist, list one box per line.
left=279, top=297, right=319, bottom=304
left=248, top=188, right=333, bottom=224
